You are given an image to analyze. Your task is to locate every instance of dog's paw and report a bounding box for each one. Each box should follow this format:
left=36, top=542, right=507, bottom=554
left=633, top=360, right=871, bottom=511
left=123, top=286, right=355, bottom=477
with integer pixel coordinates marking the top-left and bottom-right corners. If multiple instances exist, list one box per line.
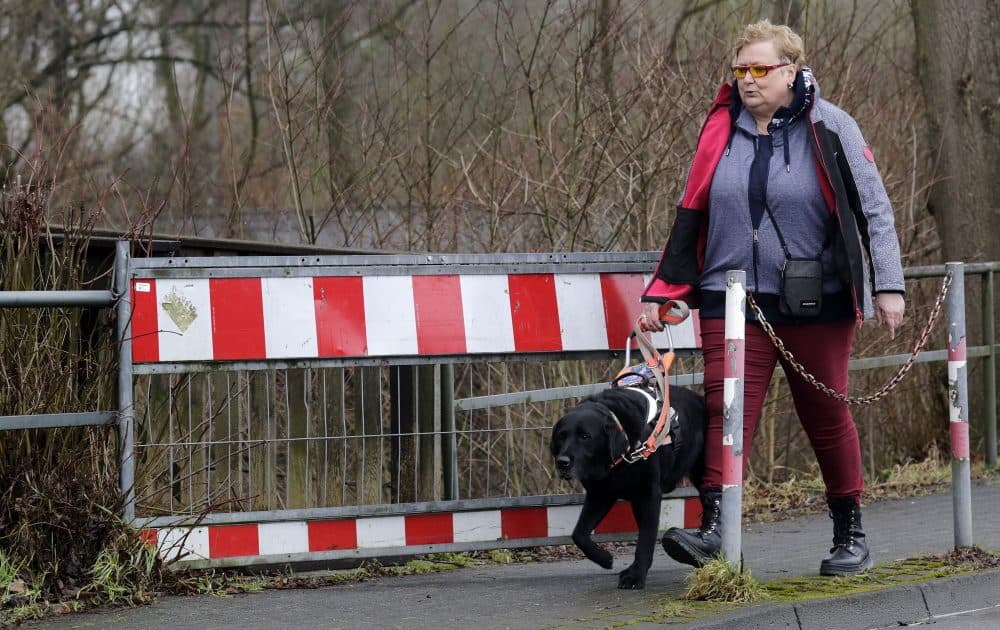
left=617, top=564, right=646, bottom=589
left=595, top=549, right=614, bottom=570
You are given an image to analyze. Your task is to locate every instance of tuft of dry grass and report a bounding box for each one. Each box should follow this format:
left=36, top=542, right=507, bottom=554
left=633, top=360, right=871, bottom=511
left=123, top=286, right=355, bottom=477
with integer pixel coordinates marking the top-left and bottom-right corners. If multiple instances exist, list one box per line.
left=935, top=545, right=1000, bottom=570
left=682, top=557, right=768, bottom=603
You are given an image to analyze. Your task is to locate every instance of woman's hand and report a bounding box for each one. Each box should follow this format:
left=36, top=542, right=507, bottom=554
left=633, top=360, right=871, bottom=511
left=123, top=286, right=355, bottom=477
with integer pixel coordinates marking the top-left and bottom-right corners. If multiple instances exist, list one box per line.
left=874, top=292, right=905, bottom=339
left=639, top=302, right=665, bottom=332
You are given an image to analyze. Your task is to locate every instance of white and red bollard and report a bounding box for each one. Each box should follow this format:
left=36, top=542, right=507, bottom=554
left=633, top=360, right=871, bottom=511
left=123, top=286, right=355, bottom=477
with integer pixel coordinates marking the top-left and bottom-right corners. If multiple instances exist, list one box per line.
left=721, top=270, right=746, bottom=566
left=946, top=261, right=973, bottom=549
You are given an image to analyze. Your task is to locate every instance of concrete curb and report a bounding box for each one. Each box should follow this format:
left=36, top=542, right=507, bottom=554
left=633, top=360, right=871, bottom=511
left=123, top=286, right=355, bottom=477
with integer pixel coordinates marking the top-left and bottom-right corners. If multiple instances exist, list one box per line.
left=684, top=568, right=1000, bottom=629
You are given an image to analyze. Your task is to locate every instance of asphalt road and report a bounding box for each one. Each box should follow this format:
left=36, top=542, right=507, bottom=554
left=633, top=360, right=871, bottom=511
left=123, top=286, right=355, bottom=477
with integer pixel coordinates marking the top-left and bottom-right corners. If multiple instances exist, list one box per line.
left=874, top=604, right=1000, bottom=629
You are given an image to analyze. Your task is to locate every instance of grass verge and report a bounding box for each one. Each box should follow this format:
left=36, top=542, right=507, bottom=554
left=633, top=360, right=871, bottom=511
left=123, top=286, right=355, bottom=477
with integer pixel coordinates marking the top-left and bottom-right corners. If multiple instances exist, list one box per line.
left=642, top=546, right=1000, bottom=626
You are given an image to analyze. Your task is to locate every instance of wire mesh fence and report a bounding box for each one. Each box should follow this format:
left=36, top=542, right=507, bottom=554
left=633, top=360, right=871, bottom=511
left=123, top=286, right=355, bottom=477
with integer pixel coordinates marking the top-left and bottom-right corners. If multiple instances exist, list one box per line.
left=131, top=359, right=652, bottom=518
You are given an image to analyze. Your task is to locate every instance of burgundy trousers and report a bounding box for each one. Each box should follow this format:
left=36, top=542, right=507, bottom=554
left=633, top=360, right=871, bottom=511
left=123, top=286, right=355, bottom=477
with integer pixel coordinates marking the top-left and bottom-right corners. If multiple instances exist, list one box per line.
left=698, top=317, right=863, bottom=500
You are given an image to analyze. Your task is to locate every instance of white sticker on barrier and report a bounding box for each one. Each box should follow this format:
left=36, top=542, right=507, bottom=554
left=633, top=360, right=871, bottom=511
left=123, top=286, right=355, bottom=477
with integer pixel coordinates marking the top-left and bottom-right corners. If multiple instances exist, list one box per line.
left=157, top=279, right=214, bottom=362
left=723, top=377, right=738, bottom=407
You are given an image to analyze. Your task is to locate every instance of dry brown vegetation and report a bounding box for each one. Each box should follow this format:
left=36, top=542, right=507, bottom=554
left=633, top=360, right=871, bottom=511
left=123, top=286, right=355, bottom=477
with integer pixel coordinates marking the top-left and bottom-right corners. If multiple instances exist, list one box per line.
left=0, top=180, right=166, bottom=621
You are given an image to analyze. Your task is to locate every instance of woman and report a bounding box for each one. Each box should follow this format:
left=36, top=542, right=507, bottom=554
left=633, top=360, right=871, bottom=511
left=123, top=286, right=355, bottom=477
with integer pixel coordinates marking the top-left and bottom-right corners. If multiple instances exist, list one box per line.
left=640, top=20, right=905, bottom=576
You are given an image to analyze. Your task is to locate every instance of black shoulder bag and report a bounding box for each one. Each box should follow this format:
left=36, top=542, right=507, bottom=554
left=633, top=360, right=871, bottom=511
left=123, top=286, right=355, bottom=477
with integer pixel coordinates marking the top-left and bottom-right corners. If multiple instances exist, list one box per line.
left=764, top=203, right=824, bottom=318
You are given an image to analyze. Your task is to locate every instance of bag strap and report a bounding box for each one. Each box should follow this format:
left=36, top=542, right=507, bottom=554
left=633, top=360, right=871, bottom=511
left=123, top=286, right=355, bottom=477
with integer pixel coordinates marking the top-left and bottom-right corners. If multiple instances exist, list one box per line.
left=763, top=202, right=793, bottom=260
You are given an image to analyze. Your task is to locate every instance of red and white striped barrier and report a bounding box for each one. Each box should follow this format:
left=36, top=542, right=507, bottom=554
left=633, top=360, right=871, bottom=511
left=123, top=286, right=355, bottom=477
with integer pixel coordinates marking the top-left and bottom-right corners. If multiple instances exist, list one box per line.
left=143, top=497, right=701, bottom=566
left=130, top=273, right=700, bottom=363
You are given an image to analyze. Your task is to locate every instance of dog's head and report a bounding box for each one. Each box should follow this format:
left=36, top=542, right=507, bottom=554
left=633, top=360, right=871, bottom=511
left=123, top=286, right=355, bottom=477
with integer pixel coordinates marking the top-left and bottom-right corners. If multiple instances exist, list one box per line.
left=550, top=400, right=629, bottom=483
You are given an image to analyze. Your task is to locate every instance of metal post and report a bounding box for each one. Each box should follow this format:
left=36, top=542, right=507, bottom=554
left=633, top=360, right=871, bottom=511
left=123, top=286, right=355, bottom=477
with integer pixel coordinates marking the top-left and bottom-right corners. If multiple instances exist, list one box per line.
left=721, top=270, right=746, bottom=566
left=946, top=262, right=972, bottom=549
left=441, top=363, right=458, bottom=500
left=417, top=364, right=441, bottom=500
left=115, top=241, right=137, bottom=523
left=0, top=290, right=114, bottom=307
left=982, top=270, right=997, bottom=468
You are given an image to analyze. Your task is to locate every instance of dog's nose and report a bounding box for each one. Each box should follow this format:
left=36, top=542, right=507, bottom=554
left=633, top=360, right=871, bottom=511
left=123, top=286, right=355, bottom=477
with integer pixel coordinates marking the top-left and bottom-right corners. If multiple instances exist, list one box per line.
left=556, top=455, right=571, bottom=470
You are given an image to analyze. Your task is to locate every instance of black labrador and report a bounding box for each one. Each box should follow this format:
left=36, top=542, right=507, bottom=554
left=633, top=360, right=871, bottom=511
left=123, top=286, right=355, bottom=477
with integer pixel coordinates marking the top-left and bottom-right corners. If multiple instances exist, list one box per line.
left=550, top=385, right=706, bottom=589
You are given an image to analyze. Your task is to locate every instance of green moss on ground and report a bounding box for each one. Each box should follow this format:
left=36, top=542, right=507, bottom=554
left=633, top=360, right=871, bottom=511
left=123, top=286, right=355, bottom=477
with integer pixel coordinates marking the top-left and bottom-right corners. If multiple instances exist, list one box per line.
left=639, top=546, right=1000, bottom=626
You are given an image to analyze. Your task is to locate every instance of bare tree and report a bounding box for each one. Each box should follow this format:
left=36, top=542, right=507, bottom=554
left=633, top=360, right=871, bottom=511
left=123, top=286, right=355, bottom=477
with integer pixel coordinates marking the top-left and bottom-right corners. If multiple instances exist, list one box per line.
left=911, top=0, right=1000, bottom=263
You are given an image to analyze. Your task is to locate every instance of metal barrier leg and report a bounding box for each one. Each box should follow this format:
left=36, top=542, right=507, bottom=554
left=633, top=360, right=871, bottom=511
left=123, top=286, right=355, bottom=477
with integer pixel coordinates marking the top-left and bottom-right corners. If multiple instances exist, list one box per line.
left=946, top=262, right=973, bottom=549
left=441, top=364, right=458, bottom=500
left=115, top=241, right=136, bottom=523
left=417, top=364, right=441, bottom=501
left=721, top=270, right=746, bottom=566
left=982, top=270, right=997, bottom=468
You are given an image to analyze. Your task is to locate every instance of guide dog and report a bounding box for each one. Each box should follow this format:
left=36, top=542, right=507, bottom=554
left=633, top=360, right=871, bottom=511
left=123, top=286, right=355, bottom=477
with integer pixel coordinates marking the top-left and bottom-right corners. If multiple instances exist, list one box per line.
left=550, top=385, right=706, bottom=589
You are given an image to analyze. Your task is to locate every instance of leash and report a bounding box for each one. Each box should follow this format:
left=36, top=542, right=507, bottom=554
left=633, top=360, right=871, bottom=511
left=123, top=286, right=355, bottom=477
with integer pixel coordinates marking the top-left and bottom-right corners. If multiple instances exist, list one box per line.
left=745, top=271, right=952, bottom=405
left=610, top=300, right=689, bottom=466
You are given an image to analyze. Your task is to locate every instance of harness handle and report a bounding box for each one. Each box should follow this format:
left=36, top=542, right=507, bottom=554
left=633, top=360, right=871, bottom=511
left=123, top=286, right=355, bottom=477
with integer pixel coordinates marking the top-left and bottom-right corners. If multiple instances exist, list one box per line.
left=656, top=300, right=690, bottom=326
left=624, top=300, right=689, bottom=365
left=618, top=316, right=678, bottom=463
left=609, top=300, right=691, bottom=468
left=630, top=320, right=667, bottom=395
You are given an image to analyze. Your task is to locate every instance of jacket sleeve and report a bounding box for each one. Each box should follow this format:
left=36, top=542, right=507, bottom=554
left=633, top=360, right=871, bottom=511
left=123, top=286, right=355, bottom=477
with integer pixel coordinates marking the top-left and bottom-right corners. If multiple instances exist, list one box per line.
left=644, top=83, right=730, bottom=304
left=642, top=208, right=704, bottom=303
left=836, top=114, right=905, bottom=294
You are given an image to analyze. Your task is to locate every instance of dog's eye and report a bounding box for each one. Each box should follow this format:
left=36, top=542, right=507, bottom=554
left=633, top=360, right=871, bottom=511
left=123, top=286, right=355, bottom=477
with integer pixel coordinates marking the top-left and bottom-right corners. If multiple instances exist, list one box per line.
left=579, top=432, right=591, bottom=441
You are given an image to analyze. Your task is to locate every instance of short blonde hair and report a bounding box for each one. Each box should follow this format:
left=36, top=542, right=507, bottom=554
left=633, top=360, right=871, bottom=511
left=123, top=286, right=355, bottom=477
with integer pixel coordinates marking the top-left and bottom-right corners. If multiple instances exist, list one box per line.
left=732, top=19, right=805, bottom=66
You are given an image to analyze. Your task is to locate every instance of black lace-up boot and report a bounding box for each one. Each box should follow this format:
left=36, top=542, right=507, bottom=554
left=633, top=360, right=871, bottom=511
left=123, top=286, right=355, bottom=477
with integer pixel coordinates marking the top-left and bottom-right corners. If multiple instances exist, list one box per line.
left=820, top=496, right=873, bottom=576
left=661, top=490, right=722, bottom=567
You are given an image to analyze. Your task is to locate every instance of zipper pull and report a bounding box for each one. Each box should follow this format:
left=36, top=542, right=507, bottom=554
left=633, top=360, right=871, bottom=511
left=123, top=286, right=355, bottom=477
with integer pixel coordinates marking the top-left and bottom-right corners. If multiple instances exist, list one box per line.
left=753, top=228, right=759, bottom=244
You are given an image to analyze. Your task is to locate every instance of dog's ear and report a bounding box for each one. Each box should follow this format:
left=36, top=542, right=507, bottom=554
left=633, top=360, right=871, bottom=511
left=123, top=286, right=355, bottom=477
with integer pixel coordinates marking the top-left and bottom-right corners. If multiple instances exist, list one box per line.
left=606, top=415, right=627, bottom=463
left=597, top=388, right=643, bottom=425
left=550, top=417, right=564, bottom=456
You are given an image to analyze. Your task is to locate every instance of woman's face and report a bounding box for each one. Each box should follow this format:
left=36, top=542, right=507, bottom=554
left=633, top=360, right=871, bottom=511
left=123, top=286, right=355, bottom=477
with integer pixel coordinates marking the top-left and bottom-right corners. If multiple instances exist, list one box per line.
left=734, top=39, right=797, bottom=120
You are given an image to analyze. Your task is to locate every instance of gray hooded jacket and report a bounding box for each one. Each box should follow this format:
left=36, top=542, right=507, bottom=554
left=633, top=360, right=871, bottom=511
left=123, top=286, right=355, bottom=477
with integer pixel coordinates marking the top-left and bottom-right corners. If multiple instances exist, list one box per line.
left=701, top=71, right=904, bottom=318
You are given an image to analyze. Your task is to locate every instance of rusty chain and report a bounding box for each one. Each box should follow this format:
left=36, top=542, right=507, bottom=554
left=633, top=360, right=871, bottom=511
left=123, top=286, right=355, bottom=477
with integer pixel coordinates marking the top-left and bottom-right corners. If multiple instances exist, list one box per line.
left=744, top=271, right=953, bottom=405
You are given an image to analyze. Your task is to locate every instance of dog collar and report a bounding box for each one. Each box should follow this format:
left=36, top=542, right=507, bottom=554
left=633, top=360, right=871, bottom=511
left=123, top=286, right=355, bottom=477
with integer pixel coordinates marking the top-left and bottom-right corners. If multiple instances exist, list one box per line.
left=607, top=410, right=632, bottom=470
left=607, top=409, right=626, bottom=436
